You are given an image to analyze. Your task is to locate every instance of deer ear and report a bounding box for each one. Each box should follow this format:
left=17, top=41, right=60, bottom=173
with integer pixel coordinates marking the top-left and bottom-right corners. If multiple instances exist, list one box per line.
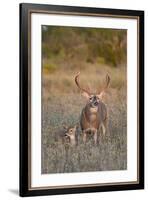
left=98, top=91, right=105, bottom=100
left=63, top=125, right=68, bottom=130
left=82, top=92, right=90, bottom=99
left=74, top=123, right=79, bottom=130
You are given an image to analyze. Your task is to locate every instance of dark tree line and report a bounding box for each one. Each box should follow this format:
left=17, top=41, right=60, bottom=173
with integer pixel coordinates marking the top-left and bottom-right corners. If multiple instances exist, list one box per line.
left=42, top=26, right=127, bottom=69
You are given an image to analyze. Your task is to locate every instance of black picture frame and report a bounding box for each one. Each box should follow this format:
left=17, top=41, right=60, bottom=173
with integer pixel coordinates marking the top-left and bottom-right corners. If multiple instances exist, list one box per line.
left=19, top=3, right=144, bottom=197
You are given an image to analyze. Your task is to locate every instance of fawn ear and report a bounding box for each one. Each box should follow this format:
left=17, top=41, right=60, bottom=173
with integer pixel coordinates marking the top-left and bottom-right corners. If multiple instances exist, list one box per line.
left=74, top=123, right=79, bottom=130
left=63, top=125, right=68, bottom=130
left=82, top=91, right=90, bottom=99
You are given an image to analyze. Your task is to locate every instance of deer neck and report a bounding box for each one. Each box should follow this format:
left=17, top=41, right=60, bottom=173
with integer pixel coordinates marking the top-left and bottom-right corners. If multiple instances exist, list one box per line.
left=70, top=135, right=76, bottom=146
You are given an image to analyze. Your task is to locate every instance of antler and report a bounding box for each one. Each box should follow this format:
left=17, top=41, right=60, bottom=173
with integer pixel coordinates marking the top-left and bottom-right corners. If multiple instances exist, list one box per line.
left=75, top=72, right=90, bottom=94
left=98, top=74, right=110, bottom=94
left=104, top=74, right=110, bottom=90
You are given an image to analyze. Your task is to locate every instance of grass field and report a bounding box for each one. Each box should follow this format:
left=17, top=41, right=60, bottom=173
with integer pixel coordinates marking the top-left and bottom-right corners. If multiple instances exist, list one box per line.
left=41, top=63, right=127, bottom=174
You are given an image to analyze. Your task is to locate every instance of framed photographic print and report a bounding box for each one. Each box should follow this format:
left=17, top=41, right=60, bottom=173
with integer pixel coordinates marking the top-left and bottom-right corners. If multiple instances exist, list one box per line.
left=19, top=3, right=144, bottom=197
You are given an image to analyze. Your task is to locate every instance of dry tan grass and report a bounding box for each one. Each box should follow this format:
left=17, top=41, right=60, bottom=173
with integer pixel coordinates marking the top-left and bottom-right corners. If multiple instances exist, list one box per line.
left=41, top=63, right=127, bottom=174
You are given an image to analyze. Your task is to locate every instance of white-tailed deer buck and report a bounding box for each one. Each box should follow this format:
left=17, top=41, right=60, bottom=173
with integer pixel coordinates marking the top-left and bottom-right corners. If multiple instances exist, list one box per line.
left=75, top=72, right=110, bottom=145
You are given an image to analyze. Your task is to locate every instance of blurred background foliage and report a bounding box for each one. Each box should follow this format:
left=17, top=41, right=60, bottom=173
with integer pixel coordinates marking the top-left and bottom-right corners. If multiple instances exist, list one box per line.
left=42, top=26, right=127, bottom=73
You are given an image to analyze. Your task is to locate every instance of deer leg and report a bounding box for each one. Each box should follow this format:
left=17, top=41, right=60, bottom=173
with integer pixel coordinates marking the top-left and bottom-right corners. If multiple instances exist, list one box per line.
left=82, top=131, right=87, bottom=144
left=104, top=118, right=110, bottom=136
left=94, top=130, right=98, bottom=145
left=100, top=123, right=106, bottom=136
left=102, top=124, right=106, bottom=136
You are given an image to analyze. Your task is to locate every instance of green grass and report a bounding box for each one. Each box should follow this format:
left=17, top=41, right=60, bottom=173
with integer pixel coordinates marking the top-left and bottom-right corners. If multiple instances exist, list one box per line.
left=42, top=26, right=127, bottom=67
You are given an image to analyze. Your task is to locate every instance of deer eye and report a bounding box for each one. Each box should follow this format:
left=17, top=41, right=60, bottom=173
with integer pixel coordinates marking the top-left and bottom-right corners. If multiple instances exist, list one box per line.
left=89, top=97, right=93, bottom=101
left=70, top=129, right=73, bottom=132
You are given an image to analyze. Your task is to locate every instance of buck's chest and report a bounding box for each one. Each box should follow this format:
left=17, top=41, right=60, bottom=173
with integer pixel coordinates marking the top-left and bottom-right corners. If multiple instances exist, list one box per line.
left=87, top=107, right=99, bottom=124
left=81, top=107, right=99, bottom=129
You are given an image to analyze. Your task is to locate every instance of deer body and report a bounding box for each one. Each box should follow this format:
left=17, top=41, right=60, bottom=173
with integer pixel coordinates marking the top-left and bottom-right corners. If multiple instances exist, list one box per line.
left=81, top=101, right=107, bottom=131
left=75, top=72, right=110, bottom=145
